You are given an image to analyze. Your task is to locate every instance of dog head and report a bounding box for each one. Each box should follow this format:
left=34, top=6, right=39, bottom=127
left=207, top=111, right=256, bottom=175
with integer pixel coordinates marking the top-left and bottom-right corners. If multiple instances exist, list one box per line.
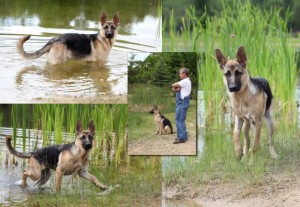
left=149, top=105, right=159, bottom=115
left=76, top=120, right=95, bottom=150
left=100, top=12, right=119, bottom=39
left=216, top=46, right=249, bottom=93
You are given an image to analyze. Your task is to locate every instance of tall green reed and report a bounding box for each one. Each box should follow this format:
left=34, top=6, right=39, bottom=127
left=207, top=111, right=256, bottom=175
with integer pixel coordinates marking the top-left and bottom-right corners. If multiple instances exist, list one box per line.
left=8, top=104, right=128, bottom=165
left=164, top=0, right=298, bottom=128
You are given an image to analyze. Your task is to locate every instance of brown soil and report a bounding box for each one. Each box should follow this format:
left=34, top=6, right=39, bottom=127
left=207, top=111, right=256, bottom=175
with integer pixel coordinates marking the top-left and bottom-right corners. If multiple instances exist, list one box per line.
left=128, top=122, right=196, bottom=155
left=164, top=172, right=300, bottom=207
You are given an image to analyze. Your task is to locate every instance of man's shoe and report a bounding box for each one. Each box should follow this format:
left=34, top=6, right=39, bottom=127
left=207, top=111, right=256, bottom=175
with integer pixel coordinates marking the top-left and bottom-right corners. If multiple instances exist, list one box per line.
left=174, top=138, right=188, bottom=141
left=173, top=138, right=186, bottom=144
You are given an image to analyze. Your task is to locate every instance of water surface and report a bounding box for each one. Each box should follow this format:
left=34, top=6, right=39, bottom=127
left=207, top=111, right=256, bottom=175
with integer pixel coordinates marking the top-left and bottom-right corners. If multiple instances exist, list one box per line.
left=0, top=0, right=161, bottom=103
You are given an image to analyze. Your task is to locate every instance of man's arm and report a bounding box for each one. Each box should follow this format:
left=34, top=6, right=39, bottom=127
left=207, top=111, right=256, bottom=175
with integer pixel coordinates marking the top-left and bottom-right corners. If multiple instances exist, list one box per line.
left=172, top=82, right=181, bottom=92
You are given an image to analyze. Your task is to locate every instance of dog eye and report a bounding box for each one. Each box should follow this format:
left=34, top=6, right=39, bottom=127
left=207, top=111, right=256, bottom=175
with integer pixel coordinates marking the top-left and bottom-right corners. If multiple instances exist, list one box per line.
left=235, top=71, right=242, bottom=76
left=111, top=26, right=115, bottom=29
left=224, top=71, right=231, bottom=77
left=104, top=26, right=108, bottom=29
left=80, top=136, right=85, bottom=140
left=88, top=135, right=94, bottom=140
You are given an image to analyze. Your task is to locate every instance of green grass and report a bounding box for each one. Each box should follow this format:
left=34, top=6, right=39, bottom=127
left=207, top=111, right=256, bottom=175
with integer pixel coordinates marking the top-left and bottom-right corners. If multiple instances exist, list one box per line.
left=4, top=104, right=128, bottom=165
left=162, top=0, right=300, bottom=196
left=129, top=84, right=175, bottom=112
left=163, top=0, right=299, bottom=128
left=128, top=84, right=197, bottom=142
left=8, top=158, right=162, bottom=207
left=164, top=124, right=300, bottom=188
left=129, top=100, right=197, bottom=142
left=1, top=104, right=163, bottom=206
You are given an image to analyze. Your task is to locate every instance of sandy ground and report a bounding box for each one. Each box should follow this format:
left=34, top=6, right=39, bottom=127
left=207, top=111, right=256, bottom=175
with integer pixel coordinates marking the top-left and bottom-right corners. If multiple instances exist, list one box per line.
left=128, top=122, right=196, bottom=155
left=164, top=171, right=300, bottom=207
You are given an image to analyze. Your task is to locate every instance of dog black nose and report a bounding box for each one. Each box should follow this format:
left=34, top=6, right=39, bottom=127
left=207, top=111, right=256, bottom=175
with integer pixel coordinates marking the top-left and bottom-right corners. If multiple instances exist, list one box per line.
left=84, top=143, right=92, bottom=149
left=228, top=86, right=239, bottom=92
left=106, top=33, right=113, bottom=38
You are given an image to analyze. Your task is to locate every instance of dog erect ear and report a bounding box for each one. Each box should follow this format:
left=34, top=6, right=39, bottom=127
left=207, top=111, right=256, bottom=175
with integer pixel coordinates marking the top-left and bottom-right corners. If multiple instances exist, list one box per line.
left=89, top=120, right=95, bottom=134
left=100, top=12, right=107, bottom=26
left=113, top=12, right=120, bottom=26
left=236, top=46, right=247, bottom=68
left=215, top=49, right=228, bottom=70
left=76, top=120, right=83, bottom=135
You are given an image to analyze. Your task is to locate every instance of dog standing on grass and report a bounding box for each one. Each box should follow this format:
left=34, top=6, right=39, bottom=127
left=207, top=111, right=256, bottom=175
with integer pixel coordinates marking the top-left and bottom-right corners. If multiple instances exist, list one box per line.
left=149, top=105, right=173, bottom=135
left=5, top=120, right=108, bottom=192
left=16, top=12, right=119, bottom=65
left=216, top=46, right=277, bottom=160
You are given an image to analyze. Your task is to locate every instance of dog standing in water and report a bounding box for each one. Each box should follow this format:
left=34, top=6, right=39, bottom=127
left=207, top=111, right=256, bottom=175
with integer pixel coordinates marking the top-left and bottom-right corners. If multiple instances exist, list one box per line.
left=16, top=12, right=119, bottom=65
left=5, top=120, right=108, bottom=192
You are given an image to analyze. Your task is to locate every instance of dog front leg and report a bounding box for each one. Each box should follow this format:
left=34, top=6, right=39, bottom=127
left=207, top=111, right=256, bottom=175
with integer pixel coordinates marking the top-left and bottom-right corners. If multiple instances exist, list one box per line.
left=156, top=124, right=159, bottom=135
left=233, top=115, right=243, bottom=159
left=55, top=168, right=64, bottom=192
left=22, top=170, right=28, bottom=186
left=78, top=169, right=108, bottom=190
left=242, top=118, right=250, bottom=156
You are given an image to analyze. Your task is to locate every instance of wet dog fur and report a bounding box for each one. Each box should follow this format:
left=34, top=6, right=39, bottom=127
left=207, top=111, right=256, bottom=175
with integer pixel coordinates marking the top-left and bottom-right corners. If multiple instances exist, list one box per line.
left=5, top=120, right=108, bottom=192
left=16, top=12, right=119, bottom=65
left=216, top=46, right=277, bottom=160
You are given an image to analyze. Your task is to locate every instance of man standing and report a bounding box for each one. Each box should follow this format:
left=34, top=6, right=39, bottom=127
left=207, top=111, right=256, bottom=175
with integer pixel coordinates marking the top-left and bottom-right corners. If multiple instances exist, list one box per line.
left=172, top=68, right=191, bottom=144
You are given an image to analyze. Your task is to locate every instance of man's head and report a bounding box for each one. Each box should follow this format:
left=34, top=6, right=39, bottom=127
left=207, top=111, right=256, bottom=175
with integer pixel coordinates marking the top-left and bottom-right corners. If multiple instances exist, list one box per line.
left=179, top=68, right=189, bottom=79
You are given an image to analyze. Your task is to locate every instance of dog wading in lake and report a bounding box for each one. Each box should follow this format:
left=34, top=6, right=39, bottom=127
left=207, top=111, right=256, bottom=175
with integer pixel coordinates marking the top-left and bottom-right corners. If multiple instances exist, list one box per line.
left=17, top=12, right=119, bottom=65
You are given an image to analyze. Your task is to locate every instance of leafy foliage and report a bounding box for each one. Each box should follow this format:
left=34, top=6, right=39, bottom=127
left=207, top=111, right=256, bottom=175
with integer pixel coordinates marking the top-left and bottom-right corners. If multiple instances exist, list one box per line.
left=128, top=52, right=197, bottom=91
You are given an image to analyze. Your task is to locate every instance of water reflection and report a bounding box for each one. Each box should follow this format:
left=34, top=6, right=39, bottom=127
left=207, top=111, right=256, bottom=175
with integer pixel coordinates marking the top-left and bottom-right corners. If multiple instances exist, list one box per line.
left=0, top=0, right=160, bottom=103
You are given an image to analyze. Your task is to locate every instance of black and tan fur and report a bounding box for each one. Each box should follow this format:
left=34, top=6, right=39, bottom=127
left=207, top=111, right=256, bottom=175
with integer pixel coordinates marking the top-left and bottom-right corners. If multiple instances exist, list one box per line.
left=5, top=120, right=108, bottom=192
left=216, top=46, right=277, bottom=160
left=16, top=12, right=119, bottom=65
left=149, top=105, right=173, bottom=135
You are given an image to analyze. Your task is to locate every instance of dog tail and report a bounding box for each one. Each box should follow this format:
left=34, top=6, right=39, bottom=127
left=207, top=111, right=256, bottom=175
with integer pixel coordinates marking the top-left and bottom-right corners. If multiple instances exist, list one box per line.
left=16, top=35, right=52, bottom=59
left=5, top=136, right=31, bottom=158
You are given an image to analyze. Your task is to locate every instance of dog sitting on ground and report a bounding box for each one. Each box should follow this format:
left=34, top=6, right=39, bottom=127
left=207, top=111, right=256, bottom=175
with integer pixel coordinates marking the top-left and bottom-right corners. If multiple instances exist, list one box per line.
left=216, top=46, right=277, bottom=160
left=16, top=12, right=119, bottom=65
left=149, top=105, right=173, bottom=135
left=5, top=120, right=108, bottom=192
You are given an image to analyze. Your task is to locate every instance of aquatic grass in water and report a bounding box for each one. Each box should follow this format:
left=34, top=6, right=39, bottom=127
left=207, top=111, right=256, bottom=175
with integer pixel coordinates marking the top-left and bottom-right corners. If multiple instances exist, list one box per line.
left=163, top=0, right=298, bottom=127
left=4, top=104, right=128, bottom=165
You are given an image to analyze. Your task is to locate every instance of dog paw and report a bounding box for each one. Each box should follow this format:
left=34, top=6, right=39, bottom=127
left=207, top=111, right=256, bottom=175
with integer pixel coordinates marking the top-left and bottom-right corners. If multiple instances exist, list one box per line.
left=269, top=146, right=278, bottom=159
left=100, top=185, right=109, bottom=191
left=271, top=152, right=278, bottom=159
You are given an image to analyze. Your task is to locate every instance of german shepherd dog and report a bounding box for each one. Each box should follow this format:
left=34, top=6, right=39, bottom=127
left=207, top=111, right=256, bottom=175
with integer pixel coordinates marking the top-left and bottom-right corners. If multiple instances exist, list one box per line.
left=16, top=12, right=119, bottom=65
left=149, top=105, right=173, bottom=135
left=216, top=46, right=277, bottom=160
left=5, top=120, right=108, bottom=192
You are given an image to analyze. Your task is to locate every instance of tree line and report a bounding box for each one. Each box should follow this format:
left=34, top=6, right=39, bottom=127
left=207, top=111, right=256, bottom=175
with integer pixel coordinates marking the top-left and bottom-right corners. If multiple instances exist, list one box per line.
left=128, top=52, right=198, bottom=94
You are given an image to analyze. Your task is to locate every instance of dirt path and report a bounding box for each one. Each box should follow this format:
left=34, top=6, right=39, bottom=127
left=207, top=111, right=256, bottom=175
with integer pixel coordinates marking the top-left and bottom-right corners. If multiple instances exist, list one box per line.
left=128, top=122, right=196, bottom=155
left=164, top=172, right=300, bottom=207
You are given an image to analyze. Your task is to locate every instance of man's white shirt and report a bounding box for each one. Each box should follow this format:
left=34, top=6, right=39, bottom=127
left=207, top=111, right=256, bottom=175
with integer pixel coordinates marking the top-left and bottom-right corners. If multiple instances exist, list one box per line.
left=178, top=77, right=191, bottom=99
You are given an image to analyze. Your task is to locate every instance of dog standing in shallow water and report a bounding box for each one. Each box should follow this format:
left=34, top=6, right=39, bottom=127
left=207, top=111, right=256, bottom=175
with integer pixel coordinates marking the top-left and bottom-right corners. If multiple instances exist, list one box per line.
left=5, top=120, right=108, bottom=192
left=16, top=12, right=119, bottom=65
left=149, top=105, right=173, bottom=135
left=216, top=46, right=277, bottom=160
